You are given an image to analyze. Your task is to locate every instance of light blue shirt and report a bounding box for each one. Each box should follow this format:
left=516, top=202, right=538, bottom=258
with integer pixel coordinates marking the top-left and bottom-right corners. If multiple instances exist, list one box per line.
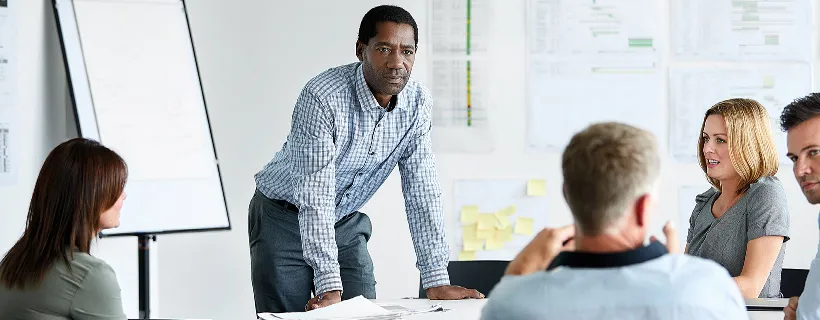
left=796, top=213, right=820, bottom=319
left=481, top=246, right=748, bottom=320
left=254, top=62, right=449, bottom=295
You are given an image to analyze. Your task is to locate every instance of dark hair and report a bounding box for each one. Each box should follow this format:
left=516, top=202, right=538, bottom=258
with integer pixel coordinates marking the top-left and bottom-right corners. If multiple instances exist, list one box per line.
left=0, top=138, right=127, bottom=289
left=358, top=5, right=418, bottom=48
left=781, top=93, right=820, bottom=132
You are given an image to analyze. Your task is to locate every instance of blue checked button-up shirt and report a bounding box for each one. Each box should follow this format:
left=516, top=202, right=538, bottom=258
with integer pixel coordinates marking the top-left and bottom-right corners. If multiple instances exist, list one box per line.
left=797, top=212, right=820, bottom=320
left=255, top=62, right=450, bottom=295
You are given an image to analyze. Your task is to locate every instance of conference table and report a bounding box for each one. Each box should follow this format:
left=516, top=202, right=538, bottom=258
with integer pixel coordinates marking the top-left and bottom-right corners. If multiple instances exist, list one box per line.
left=373, top=298, right=786, bottom=319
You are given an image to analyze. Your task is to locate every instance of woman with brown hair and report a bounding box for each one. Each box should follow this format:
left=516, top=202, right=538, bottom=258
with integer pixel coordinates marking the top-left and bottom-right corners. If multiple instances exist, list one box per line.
left=685, top=98, right=790, bottom=298
left=0, top=138, right=128, bottom=319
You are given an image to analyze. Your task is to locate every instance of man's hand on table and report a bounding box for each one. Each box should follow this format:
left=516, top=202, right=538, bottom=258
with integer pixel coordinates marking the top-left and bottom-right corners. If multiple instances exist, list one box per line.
left=426, top=285, right=484, bottom=300
left=305, top=290, right=342, bottom=311
left=784, top=296, right=799, bottom=320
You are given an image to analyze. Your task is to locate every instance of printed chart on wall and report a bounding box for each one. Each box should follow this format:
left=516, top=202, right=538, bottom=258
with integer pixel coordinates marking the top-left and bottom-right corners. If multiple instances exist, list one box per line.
left=669, top=64, right=811, bottom=163
left=428, top=0, right=492, bottom=153
left=678, top=185, right=712, bottom=252
left=452, top=179, right=560, bottom=261
left=0, top=0, right=16, bottom=186
left=672, top=0, right=812, bottom=61
left=526, top=0, right=664, bottom=152
left=0, top=115, right=12, bottom=186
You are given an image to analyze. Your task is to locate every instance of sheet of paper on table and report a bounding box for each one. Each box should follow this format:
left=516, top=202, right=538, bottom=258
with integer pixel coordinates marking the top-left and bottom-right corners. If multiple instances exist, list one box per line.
left=258, top=296, right=398, bottom=320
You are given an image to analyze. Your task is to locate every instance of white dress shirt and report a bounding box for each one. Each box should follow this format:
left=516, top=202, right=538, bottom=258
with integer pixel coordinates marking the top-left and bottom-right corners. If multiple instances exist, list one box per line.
left=797, top=213, right=820, bottom=319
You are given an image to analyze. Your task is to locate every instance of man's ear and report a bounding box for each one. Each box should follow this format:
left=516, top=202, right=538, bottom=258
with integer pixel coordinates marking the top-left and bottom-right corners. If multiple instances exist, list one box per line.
left=634, top=193, right=652, bottom=228
left=562, top=183, right=569, bottom=202
left=355, top=41, right=366, bottom=61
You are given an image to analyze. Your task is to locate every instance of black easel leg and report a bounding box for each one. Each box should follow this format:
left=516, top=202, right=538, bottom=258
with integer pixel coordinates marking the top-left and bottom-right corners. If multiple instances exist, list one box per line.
left=138, top=235, right=152, bottom=319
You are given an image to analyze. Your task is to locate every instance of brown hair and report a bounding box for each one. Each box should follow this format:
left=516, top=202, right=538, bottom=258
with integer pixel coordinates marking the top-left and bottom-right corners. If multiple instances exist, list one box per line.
left=698, top=98, right=779, bottom=195
left=562, top=122, right=660, bottom=235
left=0, top=138, right=127, bottom=289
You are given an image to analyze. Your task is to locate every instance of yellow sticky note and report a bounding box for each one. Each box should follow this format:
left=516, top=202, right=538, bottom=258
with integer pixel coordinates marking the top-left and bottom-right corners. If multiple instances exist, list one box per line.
left=460, top=206, right=479, bottom=224
left=458, top=251, right=476, bottom=261
left=485, top=238, right=504, bottom=250
left=495, top=225, right=514, bottom=242
left=527, top=180, right=547, bottom=197
left=477, top=214, right=496, bottom=230
left=515, top=217, right=535, bottom=235
left=464, top=240, right=484, bottom=251
left=462, top=225, right=477, bottom=242
left=494, top=212, right=510, bottom=229
left=763, top=75, right=775, bottom=88
left=477, top=228, right=494, bottom=240
left=499, top=205, right=517, bottom=216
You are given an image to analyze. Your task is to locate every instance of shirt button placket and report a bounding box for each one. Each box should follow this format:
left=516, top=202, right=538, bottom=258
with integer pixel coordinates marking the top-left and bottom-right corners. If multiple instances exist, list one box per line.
left=369, top=119, right=380, bottom=156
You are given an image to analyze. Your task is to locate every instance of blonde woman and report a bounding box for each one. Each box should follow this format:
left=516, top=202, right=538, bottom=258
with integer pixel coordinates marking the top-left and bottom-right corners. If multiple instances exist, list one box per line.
left=685, top=98, right=790, bottom=298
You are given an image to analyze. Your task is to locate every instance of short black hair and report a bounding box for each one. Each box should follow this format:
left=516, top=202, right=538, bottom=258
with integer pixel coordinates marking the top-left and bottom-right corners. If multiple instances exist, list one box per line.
left=358, top=5, right=418, bottom=48
left=781, top=93, right=820, bottom=131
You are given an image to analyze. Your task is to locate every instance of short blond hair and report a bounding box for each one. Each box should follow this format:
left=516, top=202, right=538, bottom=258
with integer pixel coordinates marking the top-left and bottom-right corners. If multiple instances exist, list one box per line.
left=562, top=122, right=660, bottom=235
left=698, top=98, right=779, bottom=194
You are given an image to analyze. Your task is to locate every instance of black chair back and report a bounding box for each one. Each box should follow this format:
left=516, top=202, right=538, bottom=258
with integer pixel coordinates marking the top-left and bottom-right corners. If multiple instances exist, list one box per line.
left=418, top=263, right=811, bottom=298
left=782, top=268, right=809, bottom=298
left=418, top=260, right=509, bottom=298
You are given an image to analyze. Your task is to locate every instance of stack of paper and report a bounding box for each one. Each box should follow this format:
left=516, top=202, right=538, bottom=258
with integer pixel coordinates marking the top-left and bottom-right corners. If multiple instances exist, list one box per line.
left=377, top=302, right=444, bottom=315
left=257, top=296, right=398, bottom=320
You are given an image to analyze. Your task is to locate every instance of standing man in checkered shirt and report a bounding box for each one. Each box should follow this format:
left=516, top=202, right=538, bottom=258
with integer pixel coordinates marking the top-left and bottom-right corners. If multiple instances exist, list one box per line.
left=247, top=5, right=482, bottom=313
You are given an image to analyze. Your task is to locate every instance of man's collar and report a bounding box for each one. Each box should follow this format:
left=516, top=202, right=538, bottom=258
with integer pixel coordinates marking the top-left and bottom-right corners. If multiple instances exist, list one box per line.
left=354, top=62, right=407, bottom=112
left=547, top=241, right=668, bottom=270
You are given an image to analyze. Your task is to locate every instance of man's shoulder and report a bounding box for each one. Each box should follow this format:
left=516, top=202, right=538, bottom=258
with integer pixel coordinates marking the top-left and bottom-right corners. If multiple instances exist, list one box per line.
left=660, top=254, right=729, bottom=275
left=481, top=273, right=551, bottom=319
left=655, top=254, right=741, bottom=295
left=486, top=273, right=551, bottom=302
left=402, top=76, right=432, bottom=103
left=654, top=255, right=746, bottom=312
left=302, top=62, right=360, bottom=99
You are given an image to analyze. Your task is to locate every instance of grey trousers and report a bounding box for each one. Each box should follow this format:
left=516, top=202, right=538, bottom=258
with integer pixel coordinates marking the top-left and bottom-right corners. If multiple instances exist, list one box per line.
left=248, top=190, right=377, bottom=313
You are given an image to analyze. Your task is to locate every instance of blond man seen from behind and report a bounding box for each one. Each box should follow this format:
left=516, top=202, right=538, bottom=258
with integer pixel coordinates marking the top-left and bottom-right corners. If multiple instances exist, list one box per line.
left=481, top=122, right=748, bottom=320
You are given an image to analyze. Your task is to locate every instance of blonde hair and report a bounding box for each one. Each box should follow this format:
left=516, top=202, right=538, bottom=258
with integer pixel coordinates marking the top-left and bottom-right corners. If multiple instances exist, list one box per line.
left=562, top=122, right=660, bottom=235
left=697, top=98, right=779, bottom=195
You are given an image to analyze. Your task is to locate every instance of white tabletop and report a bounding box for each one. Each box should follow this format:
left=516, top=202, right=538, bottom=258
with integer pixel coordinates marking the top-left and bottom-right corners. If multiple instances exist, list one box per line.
left=374, top=299, right=785, bottom=319
left=376, top=299, right=484, bottom=319
left=749, top=310, right=786, bottom=320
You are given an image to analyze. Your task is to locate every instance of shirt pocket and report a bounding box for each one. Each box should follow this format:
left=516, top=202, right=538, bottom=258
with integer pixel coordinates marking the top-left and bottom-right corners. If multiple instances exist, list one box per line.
left=374, top=116, right=413, bottom=161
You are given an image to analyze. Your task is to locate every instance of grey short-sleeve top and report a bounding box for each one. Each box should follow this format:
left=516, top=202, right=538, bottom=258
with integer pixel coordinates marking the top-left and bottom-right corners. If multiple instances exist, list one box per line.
left=0, top=251, right=126, bottom=320
left=686, top=176, right=790, bottom=298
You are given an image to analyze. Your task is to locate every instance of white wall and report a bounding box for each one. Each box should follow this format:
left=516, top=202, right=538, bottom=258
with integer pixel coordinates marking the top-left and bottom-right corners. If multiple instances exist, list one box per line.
left=0, top=0, right=67, bottom=256
left=0, top=1, right=159, bottom=318
left=2, top=1, right=820, bottom=320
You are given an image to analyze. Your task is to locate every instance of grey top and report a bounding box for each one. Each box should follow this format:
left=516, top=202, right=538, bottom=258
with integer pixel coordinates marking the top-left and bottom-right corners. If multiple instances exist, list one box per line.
left=686, top=176, right=790, bottom=298
left=0, top=252, right=126, bottom=320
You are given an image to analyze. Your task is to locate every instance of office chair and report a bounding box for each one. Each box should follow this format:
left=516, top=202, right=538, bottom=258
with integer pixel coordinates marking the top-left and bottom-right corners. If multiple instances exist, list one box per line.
left=418, top=260, right=509, bottom=298
left=782, top=268, right=810, bottom=298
